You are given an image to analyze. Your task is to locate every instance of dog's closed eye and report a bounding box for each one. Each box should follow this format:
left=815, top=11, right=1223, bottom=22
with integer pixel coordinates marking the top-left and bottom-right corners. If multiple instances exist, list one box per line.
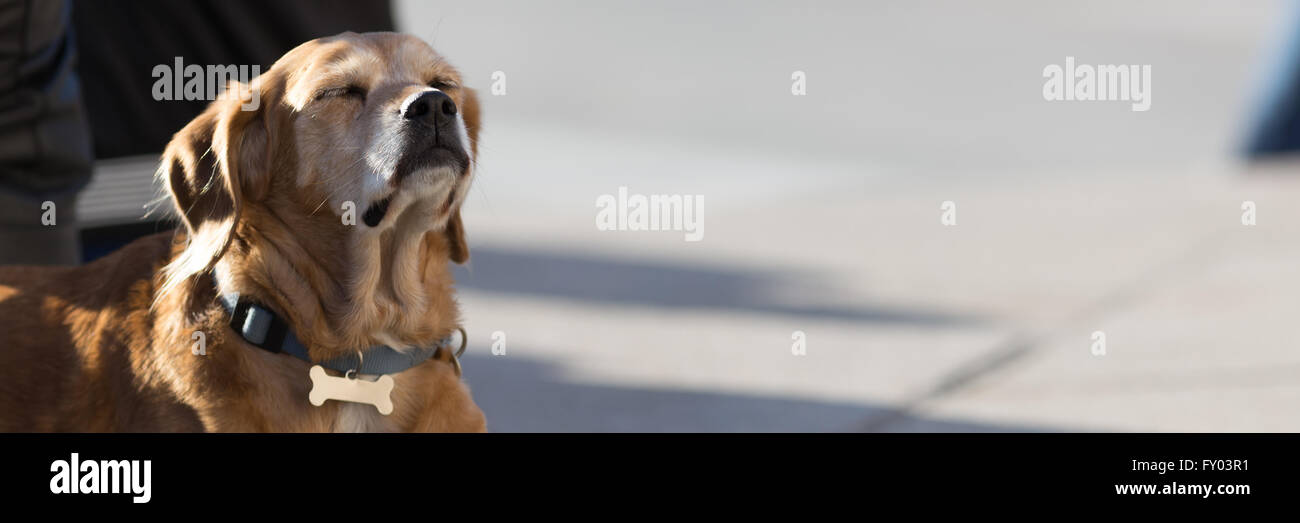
left=314, top=85, right=366, bottom=101
left=428, top=79, right=457, bottom=90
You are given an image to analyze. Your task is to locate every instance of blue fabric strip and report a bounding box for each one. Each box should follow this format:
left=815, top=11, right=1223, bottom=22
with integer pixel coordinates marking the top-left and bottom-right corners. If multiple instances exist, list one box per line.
left=218, top=293, right=449, bottom=375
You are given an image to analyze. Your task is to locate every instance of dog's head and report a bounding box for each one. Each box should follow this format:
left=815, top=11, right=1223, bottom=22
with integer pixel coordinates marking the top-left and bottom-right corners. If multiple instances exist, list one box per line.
left=158, top=32, right=480, bottom=349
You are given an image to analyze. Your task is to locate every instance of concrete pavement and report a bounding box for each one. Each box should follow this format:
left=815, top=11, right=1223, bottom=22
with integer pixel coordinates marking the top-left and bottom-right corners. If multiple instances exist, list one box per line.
left=394, top=1, right=1299, bottom=431
left=452, top=170, right=1300, bottom=432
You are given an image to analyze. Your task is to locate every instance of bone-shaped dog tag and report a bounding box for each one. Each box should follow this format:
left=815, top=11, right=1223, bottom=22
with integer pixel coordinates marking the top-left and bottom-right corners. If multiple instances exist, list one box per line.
left=308, top=365, right=394, bottom=415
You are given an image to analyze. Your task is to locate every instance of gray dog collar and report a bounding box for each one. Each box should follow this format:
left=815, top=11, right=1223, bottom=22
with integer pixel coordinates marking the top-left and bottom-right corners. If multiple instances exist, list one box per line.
left=219, top=292, right=461, bottom=376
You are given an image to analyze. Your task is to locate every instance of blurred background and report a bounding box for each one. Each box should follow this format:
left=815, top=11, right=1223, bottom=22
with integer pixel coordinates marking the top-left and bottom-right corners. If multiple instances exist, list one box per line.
left=6, top=0, right=1300, bottom=431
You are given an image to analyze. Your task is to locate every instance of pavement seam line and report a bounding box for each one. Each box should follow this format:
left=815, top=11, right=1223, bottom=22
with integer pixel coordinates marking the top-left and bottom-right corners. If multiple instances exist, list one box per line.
left=859, top=223, right=1238, bottom=432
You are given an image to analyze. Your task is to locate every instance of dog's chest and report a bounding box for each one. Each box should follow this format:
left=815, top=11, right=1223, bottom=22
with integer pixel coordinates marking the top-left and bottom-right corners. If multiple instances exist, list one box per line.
left=332, top=402, right=397, bottom=433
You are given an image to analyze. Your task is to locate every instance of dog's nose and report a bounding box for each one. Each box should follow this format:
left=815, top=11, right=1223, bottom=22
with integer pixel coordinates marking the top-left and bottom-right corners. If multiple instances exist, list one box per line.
left=402, top=90, right=457, bottom=126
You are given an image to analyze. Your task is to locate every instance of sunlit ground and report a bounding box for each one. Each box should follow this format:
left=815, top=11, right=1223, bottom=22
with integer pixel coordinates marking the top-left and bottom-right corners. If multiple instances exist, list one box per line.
left=397, top=0, right=1300, bottom=431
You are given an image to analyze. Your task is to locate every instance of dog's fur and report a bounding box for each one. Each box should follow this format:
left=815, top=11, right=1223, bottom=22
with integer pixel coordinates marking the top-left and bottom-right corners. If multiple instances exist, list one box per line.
left=0, top=32, right=487, bottom=432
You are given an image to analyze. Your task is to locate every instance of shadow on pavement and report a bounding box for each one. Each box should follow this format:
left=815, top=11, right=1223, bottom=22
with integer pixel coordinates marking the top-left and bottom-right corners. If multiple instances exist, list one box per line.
left=455, top=246, right=980, bottom=326
left=462, top=353, right=1064, bottom=433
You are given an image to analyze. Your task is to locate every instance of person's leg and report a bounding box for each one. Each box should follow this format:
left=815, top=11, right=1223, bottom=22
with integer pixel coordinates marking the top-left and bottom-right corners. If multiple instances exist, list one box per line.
left=1244, top=0, right=1300, bottom=157
left=0, top=0, right=93, bottom=265
left=0, top=193, right=79, bottom=265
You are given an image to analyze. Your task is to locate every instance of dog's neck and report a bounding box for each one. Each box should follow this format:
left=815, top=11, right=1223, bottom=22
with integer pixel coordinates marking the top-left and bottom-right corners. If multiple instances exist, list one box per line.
left=203, top=204, right=462, bottom=362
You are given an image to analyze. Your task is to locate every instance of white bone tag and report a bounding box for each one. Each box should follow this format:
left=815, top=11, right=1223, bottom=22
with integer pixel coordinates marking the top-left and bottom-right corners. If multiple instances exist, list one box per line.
left=308, top=365, right=394, bottom=415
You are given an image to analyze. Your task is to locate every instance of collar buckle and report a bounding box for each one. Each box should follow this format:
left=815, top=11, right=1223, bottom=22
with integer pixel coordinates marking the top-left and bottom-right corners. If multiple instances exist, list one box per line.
left=227, top=298, right=288, bottom=353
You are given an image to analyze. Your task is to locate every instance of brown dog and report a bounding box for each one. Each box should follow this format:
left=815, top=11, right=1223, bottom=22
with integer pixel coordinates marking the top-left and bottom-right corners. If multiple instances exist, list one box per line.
left=0, top=32, right=487, bottom=432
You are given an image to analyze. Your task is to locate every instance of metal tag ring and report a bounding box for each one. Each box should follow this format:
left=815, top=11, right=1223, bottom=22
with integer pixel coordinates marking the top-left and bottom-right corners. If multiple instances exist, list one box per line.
left=345, top=350, right=364, bottom=380
left=454, top=326, right=468, bottom=359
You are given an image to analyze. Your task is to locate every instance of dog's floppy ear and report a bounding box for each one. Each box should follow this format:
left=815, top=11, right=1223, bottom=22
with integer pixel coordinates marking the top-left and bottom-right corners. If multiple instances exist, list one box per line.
left=445, top=212, right=469, bottom=264
left=158, top=81, right=268, bottom=295
left=461, top=86, right=481, bottom=158
left=444, top=87, right=481, bottom=264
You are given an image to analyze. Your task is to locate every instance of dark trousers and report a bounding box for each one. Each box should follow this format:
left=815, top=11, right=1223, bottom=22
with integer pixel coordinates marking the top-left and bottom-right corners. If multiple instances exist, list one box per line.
left=0, top=0, right=92, bottom=265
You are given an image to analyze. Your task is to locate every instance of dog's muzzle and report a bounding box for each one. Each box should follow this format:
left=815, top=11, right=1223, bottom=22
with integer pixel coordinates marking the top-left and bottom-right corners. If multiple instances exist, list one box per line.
left=393, top=89, right=470, bottom=182
left=362, top=89, right=470, bottom=228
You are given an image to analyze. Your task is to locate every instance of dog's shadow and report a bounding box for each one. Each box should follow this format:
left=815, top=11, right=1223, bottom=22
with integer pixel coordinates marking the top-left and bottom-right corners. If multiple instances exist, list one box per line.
left=461, top=353, right=1064, bottom=433
left=453, top=246, right=980, bottom=326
